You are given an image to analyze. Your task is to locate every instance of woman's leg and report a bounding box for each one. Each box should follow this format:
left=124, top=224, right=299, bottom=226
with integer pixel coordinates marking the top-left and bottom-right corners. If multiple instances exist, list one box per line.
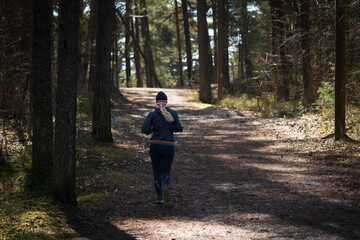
left=161, top=145, right=175, bottom=187
left=150, top=144, right=163, bottom=198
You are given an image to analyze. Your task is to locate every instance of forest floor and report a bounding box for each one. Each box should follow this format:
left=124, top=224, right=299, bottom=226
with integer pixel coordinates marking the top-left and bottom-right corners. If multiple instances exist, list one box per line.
left=72, top=88, right=359, bottom=240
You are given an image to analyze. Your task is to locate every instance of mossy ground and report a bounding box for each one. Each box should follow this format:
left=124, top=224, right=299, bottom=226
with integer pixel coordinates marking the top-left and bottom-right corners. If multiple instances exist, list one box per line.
left=0, top=96, right=127, bottom=239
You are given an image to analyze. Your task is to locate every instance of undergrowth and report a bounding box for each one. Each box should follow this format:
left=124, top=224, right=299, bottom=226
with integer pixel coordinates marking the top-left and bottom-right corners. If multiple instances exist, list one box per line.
left=219, top=94, right=301, bottom=118
left=219, top=92, right=359, bottom=141
left=0, top=96, right=126, bottom=239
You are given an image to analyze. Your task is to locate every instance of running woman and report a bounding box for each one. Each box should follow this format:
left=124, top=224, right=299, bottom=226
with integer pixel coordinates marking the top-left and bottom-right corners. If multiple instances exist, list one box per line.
left=141, top=91, right=183, bottom=204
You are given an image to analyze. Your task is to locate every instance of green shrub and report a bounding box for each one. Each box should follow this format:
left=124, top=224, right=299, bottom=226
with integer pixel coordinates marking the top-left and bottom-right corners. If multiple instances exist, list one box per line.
left=77, top=96, right=93, bottom=121
left=220, top=94, right=299, bottom=117
left=315, top=79, right=335, bottom=117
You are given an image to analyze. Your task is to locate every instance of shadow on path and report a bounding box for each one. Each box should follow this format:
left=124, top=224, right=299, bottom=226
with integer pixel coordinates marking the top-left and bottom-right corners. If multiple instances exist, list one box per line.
left=64, top=206, right=136, bottom=240
left=108, top=88, right=360, bottom=239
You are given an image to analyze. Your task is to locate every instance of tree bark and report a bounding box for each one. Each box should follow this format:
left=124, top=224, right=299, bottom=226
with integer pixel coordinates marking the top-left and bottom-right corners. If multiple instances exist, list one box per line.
left=223, top=0, right=230, bottom=91
left=211, top=0, right=218, bottom=84
left=111, top=10, right=117, bottom=90
left=92, top=0, right=114, bottom=142
left=217, top=0, right=225, bottom=101
left=238, top=43, right=245, bottom=92
left=53, top=0, right=80, bottom=204
left=118, top=10, right=162, bottom=88
left=141, top=0, right=153, bottom=87
left=241, top=0, right=253, bottom=85
left=89, top=0, right=98, bottom=92
left=30, top=0, right=53, bottom=191
left=182, top=0, right=192, bottom=86
left=269, top=0, right=279, bottom=100
left=335, top=0, right=347, bottom=139
left=300, top=0, right=315, bottom=105
left=125, top=0, right=132, bottom=87
left=174, top=0, right=184, bottom=87
left=133, top=3, right=142, bottom=87
left=269, top=0, right=290, bottom=101
left=197, top=0, right=212, bottom=103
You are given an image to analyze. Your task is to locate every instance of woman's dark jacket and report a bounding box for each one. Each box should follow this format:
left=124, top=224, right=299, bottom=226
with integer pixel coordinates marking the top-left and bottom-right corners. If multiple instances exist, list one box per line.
left=141, top=107, right=183, bottom=142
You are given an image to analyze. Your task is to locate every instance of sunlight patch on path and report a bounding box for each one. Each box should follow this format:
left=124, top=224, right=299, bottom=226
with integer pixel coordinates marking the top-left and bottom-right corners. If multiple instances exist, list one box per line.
left=114, top=218, right=268, bottom=240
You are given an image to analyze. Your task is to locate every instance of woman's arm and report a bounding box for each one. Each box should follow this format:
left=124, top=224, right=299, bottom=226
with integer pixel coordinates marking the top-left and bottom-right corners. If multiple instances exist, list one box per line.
left=172, top=111, right=183, bottom=132
left=141, top=112, right=153, bottom=134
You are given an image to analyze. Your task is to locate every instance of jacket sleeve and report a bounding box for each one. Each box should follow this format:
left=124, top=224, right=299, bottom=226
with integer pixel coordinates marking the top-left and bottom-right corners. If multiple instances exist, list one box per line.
left=172, top=110, right=183, bottom=132
left=141, top=112, right=153, bottom=134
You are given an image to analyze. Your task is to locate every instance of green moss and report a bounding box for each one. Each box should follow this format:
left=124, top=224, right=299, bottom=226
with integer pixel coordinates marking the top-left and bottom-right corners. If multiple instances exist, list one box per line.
left=77, top=193, right=114, bottom=209
left=0, top=196, right=74, bottom=239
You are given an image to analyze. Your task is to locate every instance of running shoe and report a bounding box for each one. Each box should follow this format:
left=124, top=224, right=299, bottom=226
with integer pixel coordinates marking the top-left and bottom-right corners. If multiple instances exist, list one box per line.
left=156, top=195, right=164, bottom=204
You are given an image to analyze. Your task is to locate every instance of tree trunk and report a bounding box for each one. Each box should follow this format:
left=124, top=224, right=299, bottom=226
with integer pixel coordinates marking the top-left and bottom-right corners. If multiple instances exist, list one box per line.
left=238, top=43, right=245, bottom=92
left=89, top=0, right=98, bottom=92
left=269, top=0, right=289, bottom=101
left=118, top=9, right=162, bottom=88
left=182, top=0, right=192, bottom=86
left=141, top=0, right=154, bottom=87
left=217, top=0, right=225, bottom=101
left=53, top=0, right=80, bottom=205
left=133, top=4, right=142, bottom=87
left=1, top=0, right=32, bottom=119
left=92, top=0, right=114, bottom=142
left=30, top=0, right=53, bottom=191
left=241, top=0, right=253, bottom=86
left=269, top=0, right=279, bottom=100
left=174, top=0, right=184, bottom=87
left=78, top=1, right=90, bottom=95
left=125, top=0, right=131, bottom=87
left=223, top=0, right=230, bottom=91
left=197, top=0, right=212, bottom=103
left=211, top=0, right=218, bottom=85
left=300, top=0, right=314, bottom=105
left=111, top=11, right=117, bottom=90
left=335, top=0, right=347, bottom=139
left=312, top=0, right=323, bottom=99
left=206, top=24, right=214, bottom=84
left=114, top=32, right=120, bottom=89
left=278, top=8, right=291, bottom=101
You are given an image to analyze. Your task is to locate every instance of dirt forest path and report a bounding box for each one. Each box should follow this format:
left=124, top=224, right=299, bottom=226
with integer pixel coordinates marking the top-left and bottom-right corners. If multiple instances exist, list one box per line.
left=103, top=88, right=359, bottom=240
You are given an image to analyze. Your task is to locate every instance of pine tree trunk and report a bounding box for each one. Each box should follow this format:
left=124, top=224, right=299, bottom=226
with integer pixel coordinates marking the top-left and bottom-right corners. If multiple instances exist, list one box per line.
left=335, top=0, right=347, bottom=139
left=211, top=0, right=218, bottom=85
left=182, top=0, right=192, bottom=86
left=92, top=0, right=114, bottom=142
left=206, top=24, right=214, bottom=84
left=197, top=0, right=212, bottom=103
left=300, top=0, right=315, bottom=105
left=217, top=0, right=225, bottom=101
left=269, top=0, right=283, bottom=101
left=174, top=0, right=184, bottom=87
left=133, top=5, right=142, bottom=87
left=223, top=0, right=230, bottom=91
left=241, top=0, right=253, bottom=86
left=53, top=0, right=80, bottom=205
left=89, top=0, right=98, bottom=92
left=141, top=0, right=153, bottom=87
left=114, top=31, right=120, bottom=89
left=125, top=0, right=131, bottom=87
left=238, top=43, right=245, bottom=92
left=30, top=0, right=53, bottom=191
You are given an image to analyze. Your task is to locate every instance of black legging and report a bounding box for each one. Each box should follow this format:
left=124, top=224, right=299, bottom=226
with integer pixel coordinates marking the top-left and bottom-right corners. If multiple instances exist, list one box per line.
left=150, top=143, right=175, bottom=197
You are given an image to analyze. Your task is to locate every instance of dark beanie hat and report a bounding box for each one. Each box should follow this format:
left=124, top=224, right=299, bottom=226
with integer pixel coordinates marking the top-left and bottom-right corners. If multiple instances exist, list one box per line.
left=156, top=91, right=167, bottom=102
